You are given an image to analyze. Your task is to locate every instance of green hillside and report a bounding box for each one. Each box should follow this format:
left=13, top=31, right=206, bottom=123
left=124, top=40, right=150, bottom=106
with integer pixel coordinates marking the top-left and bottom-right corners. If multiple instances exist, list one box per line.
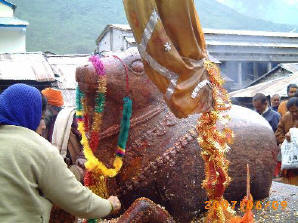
left=10, top=0, right=298, bottom=54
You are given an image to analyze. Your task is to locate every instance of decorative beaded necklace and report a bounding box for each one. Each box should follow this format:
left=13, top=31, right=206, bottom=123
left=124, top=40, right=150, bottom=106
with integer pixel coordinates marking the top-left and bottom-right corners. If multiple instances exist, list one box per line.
left=76, top=55, right=132, bottom=198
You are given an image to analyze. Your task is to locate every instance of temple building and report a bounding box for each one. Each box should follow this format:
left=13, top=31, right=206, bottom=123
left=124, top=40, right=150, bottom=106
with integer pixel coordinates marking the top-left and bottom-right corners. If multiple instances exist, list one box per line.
left=96, top=24, right=298, bottom=90
left=0, top=0, right=29, bottom=53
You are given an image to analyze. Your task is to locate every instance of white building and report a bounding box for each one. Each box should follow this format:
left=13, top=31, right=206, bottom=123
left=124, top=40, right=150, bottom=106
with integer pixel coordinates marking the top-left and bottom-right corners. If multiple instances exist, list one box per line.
left=96, top=24, right=134, bottom=53
left=0, top=0, right=29, bottom=53
left=96, top=24, right=298, bottom=90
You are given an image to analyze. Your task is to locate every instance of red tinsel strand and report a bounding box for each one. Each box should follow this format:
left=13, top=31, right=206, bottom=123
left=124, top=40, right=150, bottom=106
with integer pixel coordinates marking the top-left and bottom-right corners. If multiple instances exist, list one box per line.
left=89, top=131, right=100, bottom=153
left=214, top=167, right=226, bottom=198
left=84, top=114, right=89, bottom=132
left=84, top=171, right=92, bottom=186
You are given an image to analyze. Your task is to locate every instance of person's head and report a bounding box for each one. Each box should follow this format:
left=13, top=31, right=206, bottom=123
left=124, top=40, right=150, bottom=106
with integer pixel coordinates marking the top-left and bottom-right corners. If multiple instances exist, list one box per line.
left=41, top=88, right=64, bottom=124
left=271, top=94, right=281, bottom=107
left=286, top=97, right=298, bottom=120
left=287, top=84, right=298, bottom=98
left=252, top=93, right=268, bottom=114
left=0, top=84, right=42, bottom=131
left=41, top=88, right=64, bottom=114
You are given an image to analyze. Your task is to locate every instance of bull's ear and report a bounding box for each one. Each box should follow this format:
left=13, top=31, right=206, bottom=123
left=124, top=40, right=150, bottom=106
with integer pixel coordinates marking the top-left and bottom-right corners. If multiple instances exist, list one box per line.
left=75, top=65, right=84, bottom=82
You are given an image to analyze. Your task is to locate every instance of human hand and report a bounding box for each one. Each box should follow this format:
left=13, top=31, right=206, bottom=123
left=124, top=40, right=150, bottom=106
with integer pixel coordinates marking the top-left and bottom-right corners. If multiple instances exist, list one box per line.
left=75, top=158, right=87, bottom=169
left=285, top=132, right=291, bottom=142
left=108, top=196, right=121, bottom=215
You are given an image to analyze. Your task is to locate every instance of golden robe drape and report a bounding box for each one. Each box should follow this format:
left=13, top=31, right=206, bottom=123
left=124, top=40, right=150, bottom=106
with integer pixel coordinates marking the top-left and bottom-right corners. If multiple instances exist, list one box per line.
left=123, top=0, right=213, bottom=118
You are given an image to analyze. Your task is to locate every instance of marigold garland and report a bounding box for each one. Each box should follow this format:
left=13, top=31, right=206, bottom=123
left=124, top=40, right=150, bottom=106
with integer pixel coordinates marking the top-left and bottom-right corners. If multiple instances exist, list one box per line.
left=198, top=61, right=253, bottom=223
left=76, top=56, right=132, bottom=223
left=76, top=56, right=132, bottom=179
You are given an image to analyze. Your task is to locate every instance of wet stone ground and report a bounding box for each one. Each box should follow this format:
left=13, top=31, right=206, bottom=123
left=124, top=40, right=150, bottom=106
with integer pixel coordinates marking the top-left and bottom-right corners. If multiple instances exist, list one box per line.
left=193, top=182, right=298, bottom=223
left=94, top=182, right=297, bottom=223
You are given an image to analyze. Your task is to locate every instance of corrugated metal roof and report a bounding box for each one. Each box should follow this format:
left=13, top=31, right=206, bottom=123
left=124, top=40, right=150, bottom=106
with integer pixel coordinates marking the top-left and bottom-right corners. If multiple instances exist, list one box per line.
left=247, top=63, right=298, bottom=86
left=0, top=52, right=55, bottom=82
left=109, top=24, right=131, bottom=31
left=207, top=40, right=298, bottom=48
left=0, top=17, right=29, bottom=26
left=46, top=54, right=90, bottom=89
left=203, top=28, right=298, bottom=38
left=281, top=63, right=298, bottom=73
left=101, top=25, right=298, bottom=38
left=46, top=55, right=90, bottom=106
left=229, top=72, right=298, bottom=98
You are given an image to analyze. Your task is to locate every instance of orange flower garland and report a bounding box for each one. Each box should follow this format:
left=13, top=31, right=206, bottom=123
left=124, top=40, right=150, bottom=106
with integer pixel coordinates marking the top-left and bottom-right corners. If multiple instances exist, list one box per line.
left=197, top=61, right=254, bottom=223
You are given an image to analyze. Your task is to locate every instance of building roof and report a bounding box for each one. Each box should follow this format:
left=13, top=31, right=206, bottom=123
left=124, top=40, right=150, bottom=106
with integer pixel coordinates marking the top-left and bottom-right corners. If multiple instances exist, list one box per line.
left=0, top=52, right=55, bottom=82
left=46, top=54, right=90, bottom=89
left=46, top=54, right=90, bottom=106
left=203, top=28, right=298, bottom=38
left=96, top=24, right=132, bottom=45
left=206, top=40, right=298, bottom=48
left=0, top=17, right=29, bottom=27
left=97, top=25, right=298, bottom=62
left=97, top=24, right=298, bottom=45
left=229, top=64, right=298, bottom=98
left=0, top=0, right=16, bottom=10
left=247, top=63, right=298, bottom=87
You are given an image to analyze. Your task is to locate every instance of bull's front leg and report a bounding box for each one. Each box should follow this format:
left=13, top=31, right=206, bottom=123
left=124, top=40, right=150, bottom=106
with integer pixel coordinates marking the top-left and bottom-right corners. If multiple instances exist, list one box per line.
left=116, top=198, right=175, bottom=223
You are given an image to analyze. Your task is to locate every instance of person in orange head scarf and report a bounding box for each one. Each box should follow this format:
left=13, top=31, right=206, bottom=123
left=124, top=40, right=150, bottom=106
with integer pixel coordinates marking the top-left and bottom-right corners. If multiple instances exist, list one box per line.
left=41, top=87, right=86, bottom=181
left=41, top=88, right=64, bottom=141
left=41, top=87, right=64, bottom=107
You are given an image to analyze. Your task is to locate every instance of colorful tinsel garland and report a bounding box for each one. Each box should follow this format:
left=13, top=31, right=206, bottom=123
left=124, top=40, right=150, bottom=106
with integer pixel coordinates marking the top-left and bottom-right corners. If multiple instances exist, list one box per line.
left=76, top=55, right=132, bottom=223
left=198, top=61, right=254, bottom=223
left=76, top=55, right=132, bottom=178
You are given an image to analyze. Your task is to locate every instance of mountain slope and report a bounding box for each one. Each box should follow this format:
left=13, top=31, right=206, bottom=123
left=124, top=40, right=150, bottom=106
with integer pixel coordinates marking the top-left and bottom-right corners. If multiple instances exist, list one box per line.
left=10, top=0, right=298, bottom=54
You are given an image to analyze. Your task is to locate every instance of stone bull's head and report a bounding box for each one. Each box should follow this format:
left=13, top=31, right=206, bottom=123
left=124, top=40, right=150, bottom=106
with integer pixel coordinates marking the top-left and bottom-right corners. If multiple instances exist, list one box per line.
left=76, top=48, right=161, bottom=125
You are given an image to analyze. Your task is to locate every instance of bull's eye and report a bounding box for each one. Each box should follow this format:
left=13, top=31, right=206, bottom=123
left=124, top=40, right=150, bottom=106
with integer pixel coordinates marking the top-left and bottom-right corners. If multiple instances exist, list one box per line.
left=130, top=59, right=145, bottom=76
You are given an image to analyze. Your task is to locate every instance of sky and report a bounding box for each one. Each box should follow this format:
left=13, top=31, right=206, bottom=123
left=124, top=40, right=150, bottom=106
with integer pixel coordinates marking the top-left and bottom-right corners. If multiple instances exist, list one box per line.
left=215, top=0, right=298, bottom=25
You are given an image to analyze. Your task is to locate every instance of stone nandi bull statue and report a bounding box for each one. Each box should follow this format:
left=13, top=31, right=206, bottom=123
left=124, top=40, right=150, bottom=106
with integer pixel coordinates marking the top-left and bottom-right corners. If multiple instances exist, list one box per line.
left=76, top=47, right=278, bottom=223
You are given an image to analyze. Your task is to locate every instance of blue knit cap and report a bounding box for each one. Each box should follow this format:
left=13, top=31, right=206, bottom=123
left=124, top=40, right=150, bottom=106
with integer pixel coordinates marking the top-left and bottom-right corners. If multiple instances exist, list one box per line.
left=0, top=84, right=42, bottom=131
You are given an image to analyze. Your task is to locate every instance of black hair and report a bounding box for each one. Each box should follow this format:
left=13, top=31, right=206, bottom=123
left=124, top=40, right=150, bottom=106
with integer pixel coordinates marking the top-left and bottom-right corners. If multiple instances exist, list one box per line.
left=41, top=94, right=48, bottom=113
left=252, top=93, right=267, bottom=104
left=286, top=97, right=298, bottom=110
left=287, top=84, right=298, bottom=93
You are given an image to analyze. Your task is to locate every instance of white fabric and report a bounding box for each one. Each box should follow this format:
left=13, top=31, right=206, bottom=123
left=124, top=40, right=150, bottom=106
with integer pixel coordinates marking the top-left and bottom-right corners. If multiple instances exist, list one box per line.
left=51, top=107, right=76, bottom=158
left=281, top=127, right=298, bottom=170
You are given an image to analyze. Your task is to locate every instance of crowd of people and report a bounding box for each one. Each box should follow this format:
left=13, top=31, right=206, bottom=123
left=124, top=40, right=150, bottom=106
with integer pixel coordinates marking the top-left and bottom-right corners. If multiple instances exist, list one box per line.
left=252, top=84, right=298, bottom=185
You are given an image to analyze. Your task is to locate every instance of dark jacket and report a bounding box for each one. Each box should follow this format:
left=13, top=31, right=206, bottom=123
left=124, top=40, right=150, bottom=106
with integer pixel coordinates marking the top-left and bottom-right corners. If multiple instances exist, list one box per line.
left=263, top=107, right=281, bottom=132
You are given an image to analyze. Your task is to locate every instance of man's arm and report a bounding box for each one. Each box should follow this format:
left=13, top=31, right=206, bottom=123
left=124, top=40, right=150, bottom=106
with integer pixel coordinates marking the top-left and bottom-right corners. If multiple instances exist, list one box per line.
left=275, top=117, right=286, bottom=145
